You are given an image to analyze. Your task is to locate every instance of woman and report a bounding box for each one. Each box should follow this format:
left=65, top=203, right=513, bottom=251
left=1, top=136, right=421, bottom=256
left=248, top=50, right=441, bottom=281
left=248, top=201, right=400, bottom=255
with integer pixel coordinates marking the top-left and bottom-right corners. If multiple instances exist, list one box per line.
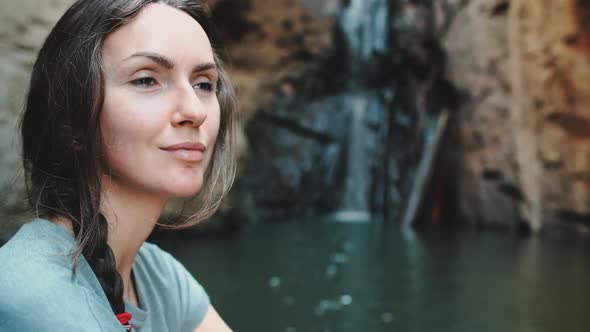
left=0, top=0, right=236, bottom=331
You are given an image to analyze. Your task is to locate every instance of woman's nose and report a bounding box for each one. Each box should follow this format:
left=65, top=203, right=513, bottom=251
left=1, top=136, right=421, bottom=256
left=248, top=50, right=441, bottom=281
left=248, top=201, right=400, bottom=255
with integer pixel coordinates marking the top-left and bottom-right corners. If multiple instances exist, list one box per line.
left=171, top=83, right=207, bottom=128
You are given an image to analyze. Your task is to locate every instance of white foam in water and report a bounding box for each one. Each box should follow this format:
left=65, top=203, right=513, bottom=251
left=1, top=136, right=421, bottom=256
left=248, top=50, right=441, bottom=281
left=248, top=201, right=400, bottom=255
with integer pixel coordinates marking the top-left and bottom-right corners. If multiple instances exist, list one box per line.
left=328, top=210, right=371, bottom=223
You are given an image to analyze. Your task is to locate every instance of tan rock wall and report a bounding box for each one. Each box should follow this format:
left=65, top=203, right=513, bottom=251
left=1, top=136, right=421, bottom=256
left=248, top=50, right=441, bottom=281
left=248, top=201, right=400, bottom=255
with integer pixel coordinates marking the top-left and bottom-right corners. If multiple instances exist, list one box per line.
left=445, top=0, right=590, bottom=233
left=217, top=0, right=335, bottom=121
left=443, top=0, right=520, bottom=227
left=510, top=0, right=590, bottom=232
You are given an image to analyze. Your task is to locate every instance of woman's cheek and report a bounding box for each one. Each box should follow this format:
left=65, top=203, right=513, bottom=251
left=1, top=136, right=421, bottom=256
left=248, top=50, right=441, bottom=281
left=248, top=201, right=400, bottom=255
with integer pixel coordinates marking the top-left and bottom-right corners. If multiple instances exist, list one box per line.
left=100, top=100, right=152, bottom=172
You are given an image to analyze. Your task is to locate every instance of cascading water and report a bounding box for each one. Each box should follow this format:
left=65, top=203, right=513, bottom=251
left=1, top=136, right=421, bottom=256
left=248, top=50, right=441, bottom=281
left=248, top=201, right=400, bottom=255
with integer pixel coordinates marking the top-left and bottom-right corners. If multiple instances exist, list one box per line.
left=339, top=0, right=389, bottom=67
left=331, top=96, right=372, bottom=222
left=330, top=0, right=390, bottom=222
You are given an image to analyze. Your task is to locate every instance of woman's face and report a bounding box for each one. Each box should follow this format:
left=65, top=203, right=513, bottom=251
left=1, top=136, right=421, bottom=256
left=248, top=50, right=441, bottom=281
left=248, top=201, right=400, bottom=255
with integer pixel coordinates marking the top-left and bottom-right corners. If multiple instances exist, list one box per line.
left=100, top=3, right=220, bottom=199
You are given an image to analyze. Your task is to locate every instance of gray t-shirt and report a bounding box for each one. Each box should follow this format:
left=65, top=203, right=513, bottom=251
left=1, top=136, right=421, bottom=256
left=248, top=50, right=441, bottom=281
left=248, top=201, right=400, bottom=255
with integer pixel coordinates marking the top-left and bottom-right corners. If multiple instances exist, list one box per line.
left=0, top=218, right=210, bottom=331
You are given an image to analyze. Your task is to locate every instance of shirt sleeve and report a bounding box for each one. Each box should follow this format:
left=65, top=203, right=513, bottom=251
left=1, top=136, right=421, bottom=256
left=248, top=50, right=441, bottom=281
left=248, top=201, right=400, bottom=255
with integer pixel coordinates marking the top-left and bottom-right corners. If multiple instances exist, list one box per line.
left=168, top=256, right=211, bottom=332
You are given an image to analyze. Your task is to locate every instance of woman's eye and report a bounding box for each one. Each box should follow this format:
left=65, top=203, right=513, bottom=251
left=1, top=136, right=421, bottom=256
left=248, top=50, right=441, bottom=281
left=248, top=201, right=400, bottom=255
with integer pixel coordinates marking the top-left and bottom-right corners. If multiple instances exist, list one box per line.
left=131, top=77, right=157, bottom=88
left=193, top=81, right=215, bottom=92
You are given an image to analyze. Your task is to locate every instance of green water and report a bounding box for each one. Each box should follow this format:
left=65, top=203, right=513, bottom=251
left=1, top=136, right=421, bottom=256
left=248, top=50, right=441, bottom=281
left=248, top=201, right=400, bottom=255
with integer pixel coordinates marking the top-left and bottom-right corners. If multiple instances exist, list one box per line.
left=153, top=222, right=590, bottom=332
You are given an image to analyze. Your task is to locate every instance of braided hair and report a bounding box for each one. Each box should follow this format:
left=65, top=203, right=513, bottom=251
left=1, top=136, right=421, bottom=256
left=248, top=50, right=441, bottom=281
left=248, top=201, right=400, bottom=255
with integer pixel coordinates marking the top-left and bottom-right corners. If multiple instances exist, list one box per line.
left=20, top=0, right=236, bottom=317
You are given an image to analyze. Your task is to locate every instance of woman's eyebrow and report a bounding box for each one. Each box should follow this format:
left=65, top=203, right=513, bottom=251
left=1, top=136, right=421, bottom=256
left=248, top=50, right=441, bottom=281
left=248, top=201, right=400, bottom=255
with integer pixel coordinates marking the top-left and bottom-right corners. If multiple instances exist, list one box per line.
left=123, top=51, right=217, bottom=74
left=192, top=62, right=217, bottom=74
left=125, top=51, right=175, bottom=69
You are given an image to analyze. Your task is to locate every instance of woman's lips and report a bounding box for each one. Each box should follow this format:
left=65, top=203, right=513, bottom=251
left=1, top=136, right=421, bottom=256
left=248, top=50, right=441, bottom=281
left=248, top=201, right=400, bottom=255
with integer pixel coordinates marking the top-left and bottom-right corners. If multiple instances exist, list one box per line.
left=165, top=149, right=204, bottom=161
left=161, top=142, right=206, bottom=162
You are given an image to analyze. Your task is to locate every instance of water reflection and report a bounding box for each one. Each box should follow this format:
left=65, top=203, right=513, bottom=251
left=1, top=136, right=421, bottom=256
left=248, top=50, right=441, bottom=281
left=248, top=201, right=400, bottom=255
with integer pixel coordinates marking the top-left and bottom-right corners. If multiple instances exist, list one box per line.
left=153, top=221, right=590, bottom=332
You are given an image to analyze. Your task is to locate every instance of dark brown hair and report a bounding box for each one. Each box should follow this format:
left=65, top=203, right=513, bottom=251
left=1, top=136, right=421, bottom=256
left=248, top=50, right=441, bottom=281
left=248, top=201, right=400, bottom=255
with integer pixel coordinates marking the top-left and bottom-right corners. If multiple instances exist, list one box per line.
left=20, top=0, right=236, bottom=316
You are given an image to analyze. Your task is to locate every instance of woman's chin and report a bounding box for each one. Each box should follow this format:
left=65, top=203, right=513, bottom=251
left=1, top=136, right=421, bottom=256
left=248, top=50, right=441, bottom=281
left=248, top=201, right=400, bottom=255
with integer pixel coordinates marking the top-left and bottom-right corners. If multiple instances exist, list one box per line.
left=140, top=169, right=205, bottom=199
left=165, top=180, right=204, bottom=198
left=173, top=189, right=202, bottom=198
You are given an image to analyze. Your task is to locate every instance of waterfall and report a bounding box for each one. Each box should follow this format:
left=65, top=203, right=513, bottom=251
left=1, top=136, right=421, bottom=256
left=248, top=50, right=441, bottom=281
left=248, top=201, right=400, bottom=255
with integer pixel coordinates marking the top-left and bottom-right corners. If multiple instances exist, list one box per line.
left=332, top=96, right=372, bottom=222
left=238, top=0, right=396, bottom=223
left=330, top=0, right=390, bottom=223
left=339, top=0, right=389, bottom=67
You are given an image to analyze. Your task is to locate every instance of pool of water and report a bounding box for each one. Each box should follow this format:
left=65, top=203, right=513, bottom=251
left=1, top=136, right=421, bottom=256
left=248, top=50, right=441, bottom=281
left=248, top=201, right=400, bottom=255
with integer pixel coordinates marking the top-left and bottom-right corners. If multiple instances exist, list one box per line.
left=153, top=221, right=590, bottom=332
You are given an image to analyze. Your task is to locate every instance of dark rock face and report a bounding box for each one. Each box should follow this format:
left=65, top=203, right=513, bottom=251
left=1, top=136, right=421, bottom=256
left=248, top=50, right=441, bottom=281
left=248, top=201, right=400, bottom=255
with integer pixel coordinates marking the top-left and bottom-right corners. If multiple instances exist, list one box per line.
left=239, top=95, right=350, bottom=220
left=228, top=0, right=455, bottom=223
left=239, top=91, right=392, bottom=221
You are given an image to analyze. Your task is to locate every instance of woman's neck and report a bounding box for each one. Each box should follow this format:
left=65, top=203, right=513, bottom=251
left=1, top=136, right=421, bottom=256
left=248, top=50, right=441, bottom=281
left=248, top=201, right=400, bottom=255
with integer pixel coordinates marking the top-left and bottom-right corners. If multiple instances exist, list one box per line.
left=50, top=174, right=167, bottom=305
left=99, top=175, right=166, bottom=290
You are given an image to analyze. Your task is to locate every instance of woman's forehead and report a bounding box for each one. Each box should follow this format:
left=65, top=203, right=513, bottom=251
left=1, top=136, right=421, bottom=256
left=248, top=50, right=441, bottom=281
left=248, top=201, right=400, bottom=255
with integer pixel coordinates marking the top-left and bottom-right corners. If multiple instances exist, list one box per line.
left=102, top=3, right=214, bottom=68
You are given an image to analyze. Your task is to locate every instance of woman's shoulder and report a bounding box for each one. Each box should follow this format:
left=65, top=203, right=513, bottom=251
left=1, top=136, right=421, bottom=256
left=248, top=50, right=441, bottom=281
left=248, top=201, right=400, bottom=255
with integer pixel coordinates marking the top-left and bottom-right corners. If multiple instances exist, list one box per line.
left=0, top=219, right=121, bottom=331
left=135, top=241, right=194, bottom=284
left=0, top=218, right=87, bottom=302
left=0, top=219, right=75, bottom=278
left=134, top=241, right=211, bottom=331
left=137, top=241, right=175, bottom=263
